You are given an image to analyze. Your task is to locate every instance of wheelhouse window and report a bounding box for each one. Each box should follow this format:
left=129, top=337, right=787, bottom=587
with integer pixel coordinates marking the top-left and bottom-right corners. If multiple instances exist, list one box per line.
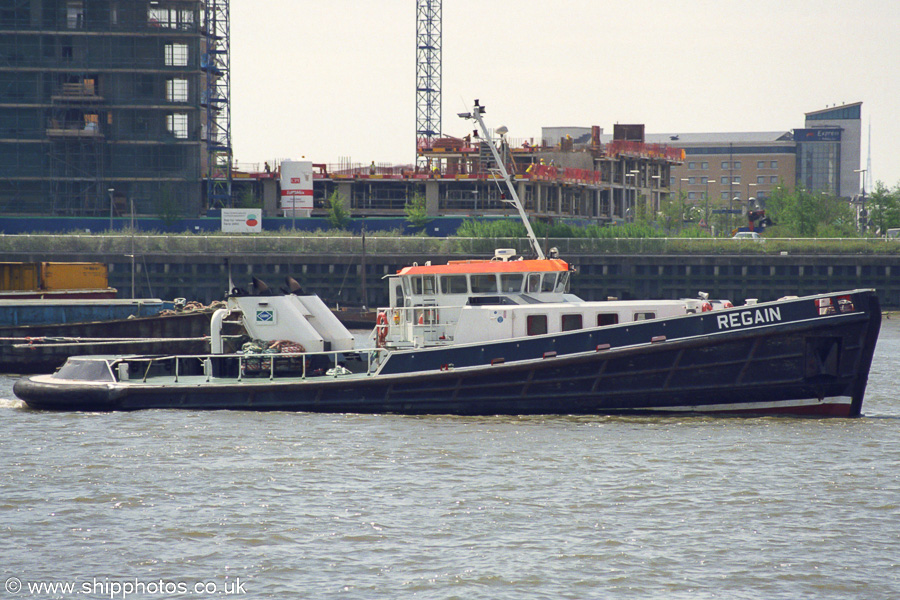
left=526, top=273, right=541, bottom=293
left=500, top=273, right=524, bottom=293
left=540, top=273, right=557, bottom=292
left=633, top=312, right=656, bottom=321
left=597, top=313, right=619, bottom=326
left=470, top=274, right=498, bottom=294
left=410, top=275, right=436, bottom=295
left=561, top=314, right=583, bottom=331
left=439, top=275, right=467, bottom=294
left=527, top=315, right=548, bottom=336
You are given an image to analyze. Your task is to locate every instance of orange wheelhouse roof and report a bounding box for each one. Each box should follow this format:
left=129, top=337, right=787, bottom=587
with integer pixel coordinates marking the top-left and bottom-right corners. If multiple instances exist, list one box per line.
left=397, top=258, right=570, bottom=276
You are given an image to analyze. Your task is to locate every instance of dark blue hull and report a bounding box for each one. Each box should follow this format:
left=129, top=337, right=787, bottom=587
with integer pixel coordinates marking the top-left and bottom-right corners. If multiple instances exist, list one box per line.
left=14, top=290, right=881, bottom=417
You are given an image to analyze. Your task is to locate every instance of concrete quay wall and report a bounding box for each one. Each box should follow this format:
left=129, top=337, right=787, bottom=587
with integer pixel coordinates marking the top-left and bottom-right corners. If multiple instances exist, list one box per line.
left=5, top=250, right=899, bottom=310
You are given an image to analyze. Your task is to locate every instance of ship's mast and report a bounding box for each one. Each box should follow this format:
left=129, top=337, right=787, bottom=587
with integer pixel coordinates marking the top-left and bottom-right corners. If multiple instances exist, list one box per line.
left=459, top=100, right=545, bottom=260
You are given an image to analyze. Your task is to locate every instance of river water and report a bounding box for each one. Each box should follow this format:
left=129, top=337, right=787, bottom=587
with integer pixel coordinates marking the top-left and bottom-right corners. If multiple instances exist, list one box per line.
left=1, top=322, right=899, bottom=599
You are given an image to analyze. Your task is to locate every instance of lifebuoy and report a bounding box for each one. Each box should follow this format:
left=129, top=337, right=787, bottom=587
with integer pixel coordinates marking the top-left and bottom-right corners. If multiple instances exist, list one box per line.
left=375, top=311, right=388, bottom=347
left=701, top=301, right=712, bottom=312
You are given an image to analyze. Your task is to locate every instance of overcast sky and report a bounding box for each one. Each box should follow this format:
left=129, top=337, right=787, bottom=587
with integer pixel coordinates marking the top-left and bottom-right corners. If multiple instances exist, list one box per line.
left=231, top=0, right=900, bottom=189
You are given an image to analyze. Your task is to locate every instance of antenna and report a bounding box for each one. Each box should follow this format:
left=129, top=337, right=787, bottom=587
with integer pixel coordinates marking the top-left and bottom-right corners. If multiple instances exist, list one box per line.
left=460, top=100, right=545, bottom=260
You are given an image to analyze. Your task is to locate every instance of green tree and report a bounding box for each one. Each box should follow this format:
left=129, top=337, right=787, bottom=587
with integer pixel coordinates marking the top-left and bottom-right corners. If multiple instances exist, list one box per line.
left=156, top=184, right=183, bottom=228
left=404, top=193, right=431, bottom=229
left=657, top=193, right=678, bottom=234
left=766, top=184, right=815, bottom=236
left=633, top=194, right=651, bottom=225
left=867, top=181, right=900, bottom=235
left=765, top=184, right=856, bottom=237
left=815, top=192, right=857, bottom=237
left=325, top=190, right=351, bottom=231
left=235, top=185, right=261, bottom=209
left=710, top=211, right=732, bottom=237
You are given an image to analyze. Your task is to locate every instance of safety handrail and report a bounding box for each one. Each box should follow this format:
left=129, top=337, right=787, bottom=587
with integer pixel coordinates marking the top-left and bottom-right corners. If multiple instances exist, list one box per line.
left=110, top=347, right=391, bottom=383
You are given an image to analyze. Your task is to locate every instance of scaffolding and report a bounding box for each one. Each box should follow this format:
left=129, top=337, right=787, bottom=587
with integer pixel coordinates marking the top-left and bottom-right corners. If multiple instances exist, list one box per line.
left=203, top=0, right=232, bottom=209
left=0, top=0, right=204, bottom=217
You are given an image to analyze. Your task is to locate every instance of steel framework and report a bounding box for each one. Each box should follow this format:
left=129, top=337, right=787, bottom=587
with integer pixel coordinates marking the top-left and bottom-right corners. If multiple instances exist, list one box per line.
left=415, top=0, right=441, bottom=165
left=204, top=0, right=232, bottom=208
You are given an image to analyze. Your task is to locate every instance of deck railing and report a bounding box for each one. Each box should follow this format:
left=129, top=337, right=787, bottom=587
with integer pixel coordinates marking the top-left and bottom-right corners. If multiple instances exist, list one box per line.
left=110, top=347, right=390, bottom=383
left=378, top=305, right=465, bottom=348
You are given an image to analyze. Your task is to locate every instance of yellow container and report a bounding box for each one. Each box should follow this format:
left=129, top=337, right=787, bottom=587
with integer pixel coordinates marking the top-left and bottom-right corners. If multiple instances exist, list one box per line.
left=0, top=263, right=40, bottom=291
left=40, top=262, right=109, bottom=290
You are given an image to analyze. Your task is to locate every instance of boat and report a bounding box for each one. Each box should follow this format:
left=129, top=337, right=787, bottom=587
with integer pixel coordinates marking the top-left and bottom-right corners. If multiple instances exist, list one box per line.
left=331, top=306, right=378, bottom=329
left=0, top=302, right=234, bottom=374
left=0, top=260, right=234, bottom=372
left=13, top=101, right=882, bottom=416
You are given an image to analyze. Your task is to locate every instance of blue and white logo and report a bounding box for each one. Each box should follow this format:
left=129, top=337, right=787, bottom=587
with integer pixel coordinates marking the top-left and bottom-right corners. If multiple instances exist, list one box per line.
left=256, top=309, right=275, bottom=324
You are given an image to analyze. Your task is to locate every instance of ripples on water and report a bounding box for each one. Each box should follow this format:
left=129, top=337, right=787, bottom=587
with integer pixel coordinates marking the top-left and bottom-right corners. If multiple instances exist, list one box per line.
left=1, top=322, right=899, bottom=599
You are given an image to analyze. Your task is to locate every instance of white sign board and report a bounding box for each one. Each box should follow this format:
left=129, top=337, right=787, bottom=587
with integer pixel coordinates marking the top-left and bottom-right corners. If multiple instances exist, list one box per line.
left=221, top=208, right=262, bottom=233
left=280, top=160, right=314, bottom=210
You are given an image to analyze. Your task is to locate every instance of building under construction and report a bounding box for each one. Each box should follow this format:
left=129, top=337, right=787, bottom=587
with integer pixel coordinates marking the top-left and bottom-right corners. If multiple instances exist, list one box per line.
left=253, top=126, right=683, bottom=225
left=0, top=0, right=217, bottom=217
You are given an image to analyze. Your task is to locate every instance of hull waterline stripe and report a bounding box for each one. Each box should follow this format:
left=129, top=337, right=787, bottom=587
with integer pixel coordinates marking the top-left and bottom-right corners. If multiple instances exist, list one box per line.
left=632, top=396, right=853, bottom=413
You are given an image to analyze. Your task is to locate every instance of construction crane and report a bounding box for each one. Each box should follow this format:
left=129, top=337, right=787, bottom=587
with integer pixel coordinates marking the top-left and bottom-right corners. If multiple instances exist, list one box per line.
left=415, top=0, right=441, bottom=166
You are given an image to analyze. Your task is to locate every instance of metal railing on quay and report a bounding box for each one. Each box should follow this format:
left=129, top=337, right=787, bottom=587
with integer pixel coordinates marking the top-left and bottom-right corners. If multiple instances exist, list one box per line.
left=0, top=234, right=898, bottom=256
